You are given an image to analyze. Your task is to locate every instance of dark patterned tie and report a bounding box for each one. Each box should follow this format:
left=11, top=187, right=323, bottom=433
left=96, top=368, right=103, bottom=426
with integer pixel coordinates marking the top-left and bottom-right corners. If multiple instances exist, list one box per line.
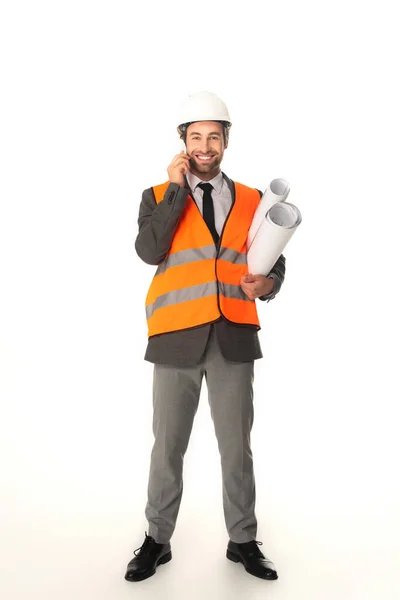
left=198, top=182, right=219, bottom=244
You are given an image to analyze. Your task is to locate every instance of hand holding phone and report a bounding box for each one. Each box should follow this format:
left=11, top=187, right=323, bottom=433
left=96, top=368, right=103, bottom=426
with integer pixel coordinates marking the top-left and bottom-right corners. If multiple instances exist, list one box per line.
left=167, top=151, right=190, bottom=187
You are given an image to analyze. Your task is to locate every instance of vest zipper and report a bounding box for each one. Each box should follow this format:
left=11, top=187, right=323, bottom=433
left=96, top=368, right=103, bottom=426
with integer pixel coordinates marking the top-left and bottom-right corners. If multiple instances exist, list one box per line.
left=215, top=187, right=237, bottom=324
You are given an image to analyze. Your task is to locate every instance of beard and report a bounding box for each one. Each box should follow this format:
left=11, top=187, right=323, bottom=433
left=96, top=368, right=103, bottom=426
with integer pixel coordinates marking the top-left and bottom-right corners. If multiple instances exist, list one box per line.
left=189, top=154, right=222, bottom=175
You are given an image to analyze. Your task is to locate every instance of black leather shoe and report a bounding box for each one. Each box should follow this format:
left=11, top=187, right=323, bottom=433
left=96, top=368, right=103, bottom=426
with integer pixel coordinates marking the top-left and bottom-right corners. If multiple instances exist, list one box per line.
left=226, top=539, right=278, bottom=580
left=124, top=532, right=172, bottom=582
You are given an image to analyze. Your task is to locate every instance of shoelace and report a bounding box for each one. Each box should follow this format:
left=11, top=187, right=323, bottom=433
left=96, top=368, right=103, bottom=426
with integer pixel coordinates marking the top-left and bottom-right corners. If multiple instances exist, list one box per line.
left=246, top=540, right=264, bottom=557
left=133, top=531, right=153, bottom=557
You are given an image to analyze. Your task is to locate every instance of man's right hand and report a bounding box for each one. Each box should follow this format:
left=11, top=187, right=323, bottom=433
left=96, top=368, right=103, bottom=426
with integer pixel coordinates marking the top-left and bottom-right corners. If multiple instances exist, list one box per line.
left=167, top=151, right=190, bottom=187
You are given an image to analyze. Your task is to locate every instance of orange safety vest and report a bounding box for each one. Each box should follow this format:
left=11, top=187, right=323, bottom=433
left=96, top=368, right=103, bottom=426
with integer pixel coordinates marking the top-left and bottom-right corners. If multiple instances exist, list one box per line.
left=146, top=181, right=261, bottom=337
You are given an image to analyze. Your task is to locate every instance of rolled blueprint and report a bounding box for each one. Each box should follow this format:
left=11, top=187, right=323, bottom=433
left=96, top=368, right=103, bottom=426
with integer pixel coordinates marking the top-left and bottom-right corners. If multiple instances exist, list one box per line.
left=247, top=179, right=302, bottom=275
left=247, top=178, right=290, bottom=249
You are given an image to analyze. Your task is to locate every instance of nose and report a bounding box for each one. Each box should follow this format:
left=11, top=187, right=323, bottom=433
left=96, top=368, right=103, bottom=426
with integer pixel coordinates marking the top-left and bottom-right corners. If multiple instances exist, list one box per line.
left=198, top=139, right=212, bottom=154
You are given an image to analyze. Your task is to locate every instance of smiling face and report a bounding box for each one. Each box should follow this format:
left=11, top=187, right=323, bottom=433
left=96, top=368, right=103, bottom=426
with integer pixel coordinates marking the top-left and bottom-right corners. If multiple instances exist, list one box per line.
left=185, top=121, right=228, bottom=181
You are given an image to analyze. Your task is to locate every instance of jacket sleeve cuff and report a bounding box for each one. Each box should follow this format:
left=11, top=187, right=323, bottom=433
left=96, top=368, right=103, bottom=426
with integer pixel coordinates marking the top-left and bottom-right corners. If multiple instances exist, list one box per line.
left=162, top=182, right=188, bottom=207
left=258, top=273, right=279, bottom=302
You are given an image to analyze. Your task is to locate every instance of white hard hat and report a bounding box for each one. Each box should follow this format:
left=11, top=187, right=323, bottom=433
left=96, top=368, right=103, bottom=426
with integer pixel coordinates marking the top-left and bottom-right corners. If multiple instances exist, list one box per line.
left=177, top=91, right=231, bottom=127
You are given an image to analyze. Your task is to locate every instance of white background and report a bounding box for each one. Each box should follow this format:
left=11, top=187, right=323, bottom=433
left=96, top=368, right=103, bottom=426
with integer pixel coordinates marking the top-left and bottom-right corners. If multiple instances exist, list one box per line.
left=1, top=1, right=399, bottom=599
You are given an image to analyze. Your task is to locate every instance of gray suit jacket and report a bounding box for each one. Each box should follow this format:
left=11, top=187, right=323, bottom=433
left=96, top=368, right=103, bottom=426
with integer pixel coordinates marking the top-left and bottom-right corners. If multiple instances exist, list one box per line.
left=135, top=173, right=286, bottom=366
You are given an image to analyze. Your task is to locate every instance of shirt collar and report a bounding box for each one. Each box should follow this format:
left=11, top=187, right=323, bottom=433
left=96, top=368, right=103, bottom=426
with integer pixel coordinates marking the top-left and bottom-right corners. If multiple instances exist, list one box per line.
left=186, top=170, right=224, bottom=194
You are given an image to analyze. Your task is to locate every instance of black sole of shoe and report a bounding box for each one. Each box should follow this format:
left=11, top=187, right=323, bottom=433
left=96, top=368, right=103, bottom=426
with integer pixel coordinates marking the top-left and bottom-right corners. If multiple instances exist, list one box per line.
left=124, top=551, right=172, bottom=582
left=226, top=550, right=278, bottom=580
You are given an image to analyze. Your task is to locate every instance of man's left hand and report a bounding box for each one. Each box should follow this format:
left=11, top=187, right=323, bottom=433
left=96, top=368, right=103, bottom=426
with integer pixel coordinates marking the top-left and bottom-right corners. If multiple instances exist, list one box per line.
left=240, top=274, right=274, bottom=301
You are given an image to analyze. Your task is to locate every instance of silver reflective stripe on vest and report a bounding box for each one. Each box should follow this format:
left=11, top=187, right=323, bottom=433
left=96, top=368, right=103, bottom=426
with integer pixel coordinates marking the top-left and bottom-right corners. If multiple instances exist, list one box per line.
left=155, top=245, right=247, bottom=277
left=156, top=245, right=216, bottom=276
left=146, top=281, right=218, bottom=319
left=218, top=247, right=247, bottom=265
left=218, top=282, right=251, bottom=302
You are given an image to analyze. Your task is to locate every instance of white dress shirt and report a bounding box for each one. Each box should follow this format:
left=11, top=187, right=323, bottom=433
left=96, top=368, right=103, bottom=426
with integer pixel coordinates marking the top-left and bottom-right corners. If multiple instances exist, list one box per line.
left=186, top=171, right=232, bottom=236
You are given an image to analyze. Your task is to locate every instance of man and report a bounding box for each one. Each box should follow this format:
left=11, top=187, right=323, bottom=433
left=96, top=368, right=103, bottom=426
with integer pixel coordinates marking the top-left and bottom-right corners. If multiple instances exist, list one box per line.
left=125, top=91, right=285, bottom=582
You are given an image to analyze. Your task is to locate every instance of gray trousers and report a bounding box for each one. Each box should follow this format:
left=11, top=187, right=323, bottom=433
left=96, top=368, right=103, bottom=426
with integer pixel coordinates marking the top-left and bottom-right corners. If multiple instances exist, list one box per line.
left=145, top=326, right=258, bottom=544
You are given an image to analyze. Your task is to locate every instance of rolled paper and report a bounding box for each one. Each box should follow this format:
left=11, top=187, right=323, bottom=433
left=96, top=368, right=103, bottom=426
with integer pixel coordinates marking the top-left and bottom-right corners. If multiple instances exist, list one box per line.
left=247, top=198, right=302, bottom=276
left=247, top=178, right=290, bottom=250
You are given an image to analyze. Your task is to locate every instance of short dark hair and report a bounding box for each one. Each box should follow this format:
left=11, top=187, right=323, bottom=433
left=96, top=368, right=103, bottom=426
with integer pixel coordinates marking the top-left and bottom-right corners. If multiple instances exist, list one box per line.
left=177, top=121, right=231, bottom=145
